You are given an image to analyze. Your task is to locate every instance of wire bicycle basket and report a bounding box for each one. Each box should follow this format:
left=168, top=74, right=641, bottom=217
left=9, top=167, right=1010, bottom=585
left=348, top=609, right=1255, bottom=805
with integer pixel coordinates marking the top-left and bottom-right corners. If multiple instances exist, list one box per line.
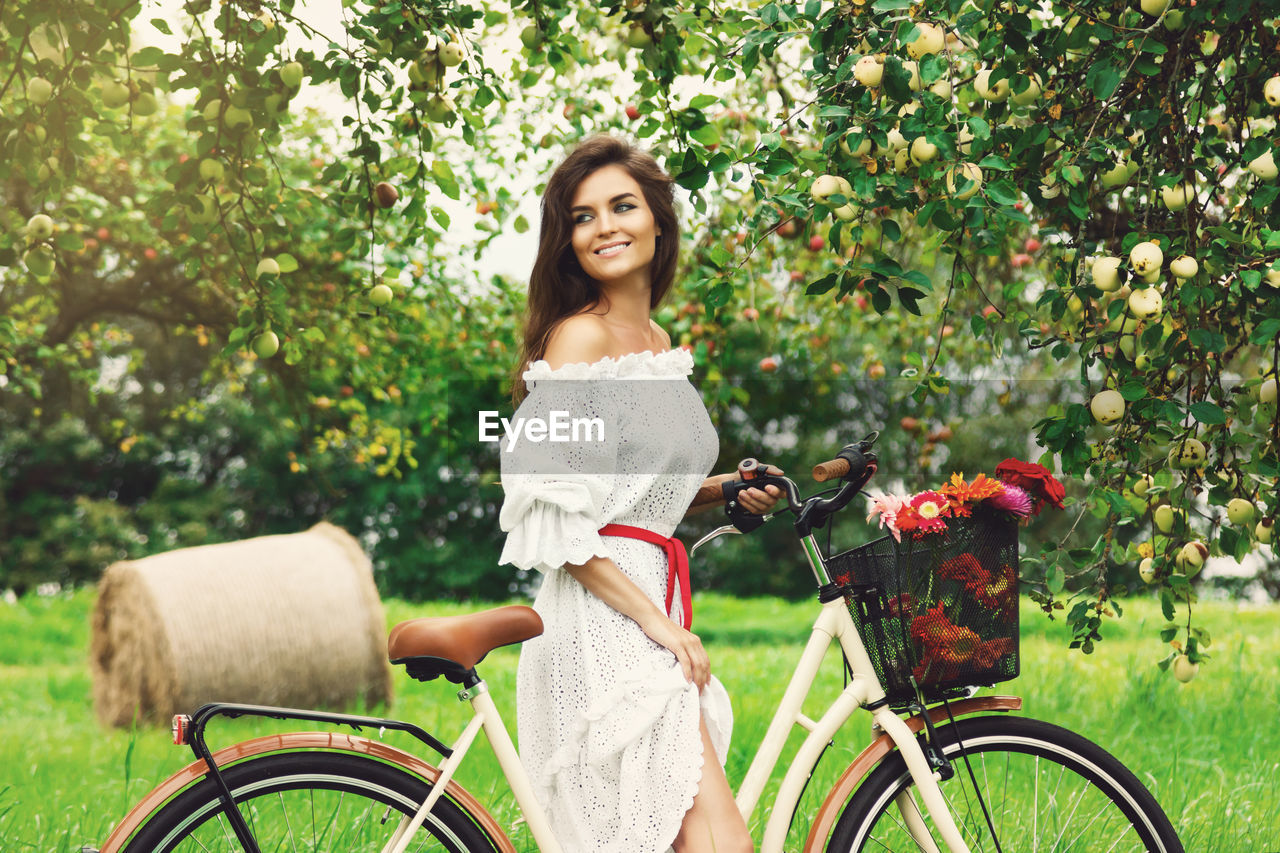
left=830, top=505, right=1020, bottom=709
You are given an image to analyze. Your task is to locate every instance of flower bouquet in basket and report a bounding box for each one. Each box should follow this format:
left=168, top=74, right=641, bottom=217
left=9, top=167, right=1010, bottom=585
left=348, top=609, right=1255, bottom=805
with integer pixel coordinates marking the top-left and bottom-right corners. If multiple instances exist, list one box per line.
left=832, top=459, right=1065, bottom=706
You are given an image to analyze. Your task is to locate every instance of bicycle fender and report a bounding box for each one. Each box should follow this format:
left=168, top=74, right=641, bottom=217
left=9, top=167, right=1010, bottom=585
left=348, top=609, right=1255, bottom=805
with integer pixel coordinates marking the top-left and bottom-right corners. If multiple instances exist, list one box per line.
left=98, top=731, right=516, bottom=853
left=801, top=695, right=1023, bottom=853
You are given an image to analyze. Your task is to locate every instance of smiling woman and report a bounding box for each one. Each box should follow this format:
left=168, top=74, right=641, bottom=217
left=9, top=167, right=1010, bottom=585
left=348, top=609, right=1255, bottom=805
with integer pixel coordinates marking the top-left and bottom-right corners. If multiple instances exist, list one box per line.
left=494, top=136, right=780, bottom=853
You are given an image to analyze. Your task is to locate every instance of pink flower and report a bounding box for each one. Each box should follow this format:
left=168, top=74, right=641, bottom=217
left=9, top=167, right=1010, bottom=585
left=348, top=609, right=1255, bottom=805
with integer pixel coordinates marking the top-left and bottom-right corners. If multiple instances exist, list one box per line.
left=908, top=491, right=951, bottom=537
left=867, top=493, right=909, bottom=542
left=986, top=482, right=1033, bottom=517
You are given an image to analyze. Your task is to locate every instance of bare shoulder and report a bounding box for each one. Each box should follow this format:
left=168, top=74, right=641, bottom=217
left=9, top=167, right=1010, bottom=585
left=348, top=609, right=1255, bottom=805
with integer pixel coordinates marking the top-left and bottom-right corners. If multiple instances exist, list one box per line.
left=543, top=313, right=613, bottom=370
left=649, top=318, right=672, bottom=350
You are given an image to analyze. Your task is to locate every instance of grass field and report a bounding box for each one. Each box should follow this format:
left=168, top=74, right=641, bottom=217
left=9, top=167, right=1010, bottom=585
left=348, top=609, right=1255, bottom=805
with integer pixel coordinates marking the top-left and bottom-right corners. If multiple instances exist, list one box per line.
left=1, top=589, right=1277, bottom=851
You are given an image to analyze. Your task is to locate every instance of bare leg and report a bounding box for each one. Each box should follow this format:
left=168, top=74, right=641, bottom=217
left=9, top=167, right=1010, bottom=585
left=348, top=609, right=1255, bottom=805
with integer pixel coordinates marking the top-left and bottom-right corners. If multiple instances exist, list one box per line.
left=672, top=717, right=754, bottom=853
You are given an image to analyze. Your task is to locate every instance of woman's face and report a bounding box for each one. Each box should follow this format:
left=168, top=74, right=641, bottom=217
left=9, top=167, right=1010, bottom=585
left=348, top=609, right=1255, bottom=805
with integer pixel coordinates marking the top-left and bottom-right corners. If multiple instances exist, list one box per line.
left=568, top=163, right=662, bottom=287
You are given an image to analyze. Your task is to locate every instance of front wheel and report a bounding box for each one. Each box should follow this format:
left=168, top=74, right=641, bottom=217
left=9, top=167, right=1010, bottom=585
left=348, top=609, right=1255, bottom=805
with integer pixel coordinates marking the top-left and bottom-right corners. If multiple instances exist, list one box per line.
left=827, top=715, right=1183, bottom=852
left=122, top=750, right=500, bottom=852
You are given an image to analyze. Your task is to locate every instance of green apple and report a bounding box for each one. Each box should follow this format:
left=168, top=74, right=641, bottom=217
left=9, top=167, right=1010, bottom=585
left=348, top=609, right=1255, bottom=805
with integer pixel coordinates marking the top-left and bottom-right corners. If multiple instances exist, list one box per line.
left=902, top=60, right=922, bottom=92
left=102, top=80, right=131, bottom=109
left=1092, top=256, right=1123, bottom=291
left=256, top=257, right=281, bottom=277
left=909, top=135, right=938, bottom=165
left=1129, top=241, right=1163, bottom=277
left=974, top=69, right=1010, bottom=102
left=202, top=98, right=223, bottom=122
left=1139, top=557, right=1156, bottom=583
left=1100, top=157, right=1135, bottom=188
left=840, top=133, right=872, bottom=158
left=893, top=148, right=912, bottom=173
left=1256, top=518, right=1274, bottom=544
left=1010, top=73, right=1042, bottom=106
left=1140, top=0, right=1171, bottom=15
left=23, top=245, right=56, bottom=277
left=369, top=283, right=394, bottom=306
left=520, top=25, right=542, bottom=50
left=424, top=93, right=455, bottom=122
left=1259, top=377, right=1277, bottom=405
left=224, top=105, right=253, bottom=130
left=132, top=91, right=158, bottom=116
left=854, top=55, right=884, bottom=87
left=198, top=158, right=225, bottom=183
left=929, top=79, right=953, bottom=99
left=26, top=77, right=54, bottom=105
left=1163, top=8, right=1185, bottom=28
left=439, top=42, right=464, bottom=67
left=906, top=22, right=945, bottom=59
left=1168, top=437, right=1207, bottom=469
left=1133, top=474, right=1155, bottom=497
left=1153, top=504, right=1178, bottom=533
left=1169, top=255, right=1198, bottom=280
left=252, top=330, right=280, bottom=359
left=1171, top=654, right=1198, bottom=683
left=810, top=174, right=851, bottom=202
left=187, top=194, right=218, bottom=224
left=946, top=163, right=983, bottom=200
left=1266, top=268, right=1280, bottom=289
left=1265, top=76, right=1280, bottom=108
left=1090, top=389, right=1125, bottom=424
left=1227, top=498, right=1255, bottom=526
left=1128, top=286, right=1163, bottom=321
left=280, top=61, right=304, bottom=89
left=1161, top=182, right=1194, bottom=211
left=26, top=213, right=55, bottom=241
left=1175, top=540, right=1208, bottom=574
left=626, top=24, right=652, bottom=48
left=1249, top=150, right=1277, bottom=181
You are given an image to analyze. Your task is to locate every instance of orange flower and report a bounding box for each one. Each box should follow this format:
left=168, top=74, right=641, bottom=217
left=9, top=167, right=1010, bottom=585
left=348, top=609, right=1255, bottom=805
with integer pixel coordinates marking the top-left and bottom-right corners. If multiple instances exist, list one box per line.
left=939, top=472, right=1005, bottom=515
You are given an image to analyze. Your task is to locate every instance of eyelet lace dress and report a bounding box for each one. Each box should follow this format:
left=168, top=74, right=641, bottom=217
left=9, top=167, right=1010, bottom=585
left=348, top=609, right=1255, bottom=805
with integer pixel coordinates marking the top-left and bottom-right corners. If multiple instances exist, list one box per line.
left=499, top=347, right=733, bottom=853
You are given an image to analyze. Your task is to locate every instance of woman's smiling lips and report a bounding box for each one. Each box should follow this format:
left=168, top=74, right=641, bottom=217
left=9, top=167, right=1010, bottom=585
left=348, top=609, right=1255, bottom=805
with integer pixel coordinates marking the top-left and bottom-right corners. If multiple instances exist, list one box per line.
left=594, top=241, right=631, bottom=256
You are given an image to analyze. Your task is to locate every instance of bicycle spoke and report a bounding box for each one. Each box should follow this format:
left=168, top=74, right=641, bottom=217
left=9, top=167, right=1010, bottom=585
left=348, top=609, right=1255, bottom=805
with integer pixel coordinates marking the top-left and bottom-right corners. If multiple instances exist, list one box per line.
left=277, top=791, right=297, bottom=853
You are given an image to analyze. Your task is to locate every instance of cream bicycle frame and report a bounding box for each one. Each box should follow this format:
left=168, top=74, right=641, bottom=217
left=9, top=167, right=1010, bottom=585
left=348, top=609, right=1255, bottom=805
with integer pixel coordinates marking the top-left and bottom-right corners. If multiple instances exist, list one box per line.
left=393, top=534, right=974, bottom=853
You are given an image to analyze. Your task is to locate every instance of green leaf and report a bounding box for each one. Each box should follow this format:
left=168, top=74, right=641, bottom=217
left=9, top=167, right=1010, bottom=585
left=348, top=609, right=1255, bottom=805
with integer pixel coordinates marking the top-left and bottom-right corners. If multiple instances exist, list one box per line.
left=1160, top=588, right=1175, bottom=622
left=1085, top=60, right=1121, bottom=100
left=275, top=253, right=299, bottom=273
left=1047, top=563, right=1065, bottom=594
left=688, top=94, right=719, bottom=110
left=149, top=17, right=172, bottom=35
left=985, top=180, right=1021, bottom=206
left=871, top=0, right=911, bottom=9
left=430, top=206, right=450, bottom=229
left=1189, top=401, right=1226, bottom=425
left=806, top=272, right=839, bottom=295
left=514, top=214, right=529, bottom=234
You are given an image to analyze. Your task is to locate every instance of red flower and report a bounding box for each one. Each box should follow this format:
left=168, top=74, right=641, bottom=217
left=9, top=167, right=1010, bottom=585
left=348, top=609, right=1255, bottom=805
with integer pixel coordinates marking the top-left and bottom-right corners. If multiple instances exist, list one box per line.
left=938, top=553, right=988, bottom=586
left=972, top=637, right=1015, bottom=670
left=887, top=593, right=916, bottom=617
left=994, top=458, right=1065, bottom=515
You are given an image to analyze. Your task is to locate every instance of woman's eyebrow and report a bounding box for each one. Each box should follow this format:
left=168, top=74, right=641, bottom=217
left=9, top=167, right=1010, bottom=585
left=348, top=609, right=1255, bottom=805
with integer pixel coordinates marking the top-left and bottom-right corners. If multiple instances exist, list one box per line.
left=570, top=192, right=639, bottom=213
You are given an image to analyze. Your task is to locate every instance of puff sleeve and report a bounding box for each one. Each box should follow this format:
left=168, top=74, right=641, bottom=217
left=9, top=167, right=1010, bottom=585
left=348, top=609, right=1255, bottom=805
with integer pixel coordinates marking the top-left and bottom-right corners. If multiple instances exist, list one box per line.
left=498, top=374, right=621, bottom=574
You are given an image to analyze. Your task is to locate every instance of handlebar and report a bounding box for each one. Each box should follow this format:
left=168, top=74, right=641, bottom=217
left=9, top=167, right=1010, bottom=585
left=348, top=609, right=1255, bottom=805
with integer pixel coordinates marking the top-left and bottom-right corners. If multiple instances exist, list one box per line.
left=700, top=433, right=880, bottom=538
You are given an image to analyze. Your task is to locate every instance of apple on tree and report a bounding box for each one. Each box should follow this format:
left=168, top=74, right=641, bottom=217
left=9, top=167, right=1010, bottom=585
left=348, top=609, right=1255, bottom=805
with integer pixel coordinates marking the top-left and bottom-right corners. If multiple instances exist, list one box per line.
left=1090, top=388, right=1125, bottom=424
left=1129, top=241, right=1163, bottom=277
left=1265, top=76, right=1280, bottom=107
left=1171, top=654, right=1198, bottom=683
left=1226, top=498, right=1255, bottom=526
left=1248, top=150, right=1277, bottom=181
left=945, top=163, right=983, bottom=201
left=369, top=283, right=395, bottom=307
left=854, top=55, right=884, bottom=88
left=256, top=257, right=281, bottom=277
left=1169, top=255, right=1198, bottom=280
left=974, top=69, right=1010, bottom=102
left=26, top=213, right=54, bottom=241
left=252, top=330, right=280, bottom=359
left=26, top=77, right=54, bottom=105
left=1010, top=73, right=1042, bottom=106
left=906, top=22, right=945, bottom=59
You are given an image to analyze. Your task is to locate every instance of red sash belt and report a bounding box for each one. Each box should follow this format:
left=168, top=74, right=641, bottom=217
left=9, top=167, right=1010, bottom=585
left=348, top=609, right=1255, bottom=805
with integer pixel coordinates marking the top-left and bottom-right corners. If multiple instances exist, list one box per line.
left=597, top=523, right=692, bottom=629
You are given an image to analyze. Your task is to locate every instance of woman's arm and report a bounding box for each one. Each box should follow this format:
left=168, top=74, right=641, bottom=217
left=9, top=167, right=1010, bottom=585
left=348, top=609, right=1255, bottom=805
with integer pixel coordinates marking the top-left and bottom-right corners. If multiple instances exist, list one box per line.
left=564, top=555, right=712, bottom=689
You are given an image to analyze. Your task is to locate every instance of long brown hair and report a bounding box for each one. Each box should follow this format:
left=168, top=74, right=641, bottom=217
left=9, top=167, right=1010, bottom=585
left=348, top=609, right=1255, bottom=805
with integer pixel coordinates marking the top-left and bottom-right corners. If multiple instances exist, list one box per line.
left=509, top=135, right=679, bottom=403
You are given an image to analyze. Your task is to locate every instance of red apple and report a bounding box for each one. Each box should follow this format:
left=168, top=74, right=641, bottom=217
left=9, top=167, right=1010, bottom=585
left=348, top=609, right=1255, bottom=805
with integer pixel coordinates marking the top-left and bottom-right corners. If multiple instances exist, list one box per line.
left=143, top=247, right=158, bottom=260
left=743, top=307, right=760, bottom=321
left=1010, top=253, right=1033, bottom=267
left=855, top=295, right=869, bottom=310
left=789, top=270, right=805, bottom=283
left=760, top=356, right=779, bottom=372
left=96, top=227, right=110, bottom=241
left=1024, top=237, right=1042, bottom=252
left=982, top=305, right=998, bottom=318
left=809, top=235, right=825, bottom=251
left=340, top=385, right=355, bottom=397
left=625, top=104, right=641, bottom=120
left=900, top=416, right=921, bottom=431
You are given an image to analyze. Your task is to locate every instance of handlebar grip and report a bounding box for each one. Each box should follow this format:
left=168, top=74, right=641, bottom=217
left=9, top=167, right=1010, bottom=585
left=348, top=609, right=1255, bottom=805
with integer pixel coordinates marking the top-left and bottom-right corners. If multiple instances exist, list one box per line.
left=812, top=458, right=851, bottom=482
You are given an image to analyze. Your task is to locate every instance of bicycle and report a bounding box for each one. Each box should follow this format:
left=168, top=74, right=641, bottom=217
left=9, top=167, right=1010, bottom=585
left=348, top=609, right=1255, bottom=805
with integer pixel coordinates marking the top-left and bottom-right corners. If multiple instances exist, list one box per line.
left=95, top=434, right=1184, bottom=852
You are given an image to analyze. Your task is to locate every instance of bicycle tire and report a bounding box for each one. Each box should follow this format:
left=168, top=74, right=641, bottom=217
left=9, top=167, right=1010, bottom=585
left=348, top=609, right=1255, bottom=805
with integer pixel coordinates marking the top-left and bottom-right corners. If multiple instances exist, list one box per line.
left=121, top=750, right=501, bottom=853
left=826, top=715, right=1183, bottom=852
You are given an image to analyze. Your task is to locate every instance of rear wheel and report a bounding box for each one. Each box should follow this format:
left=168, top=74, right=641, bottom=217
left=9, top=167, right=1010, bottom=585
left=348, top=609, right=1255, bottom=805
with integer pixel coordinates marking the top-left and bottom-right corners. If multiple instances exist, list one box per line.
left=122, top=751, right=500, bottom=852
left=827, top=715, right=1183, bottom=852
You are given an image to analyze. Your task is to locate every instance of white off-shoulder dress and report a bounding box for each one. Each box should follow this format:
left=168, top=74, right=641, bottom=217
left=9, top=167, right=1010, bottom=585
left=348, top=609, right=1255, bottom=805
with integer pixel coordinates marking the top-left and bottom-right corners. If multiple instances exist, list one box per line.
left=498, top=347, right=734, bottom=853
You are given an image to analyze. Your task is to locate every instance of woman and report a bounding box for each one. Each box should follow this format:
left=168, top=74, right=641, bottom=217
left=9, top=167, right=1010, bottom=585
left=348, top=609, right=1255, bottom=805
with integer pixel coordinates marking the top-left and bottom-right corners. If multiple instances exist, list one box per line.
left=498, top=135, right=781, bottom=853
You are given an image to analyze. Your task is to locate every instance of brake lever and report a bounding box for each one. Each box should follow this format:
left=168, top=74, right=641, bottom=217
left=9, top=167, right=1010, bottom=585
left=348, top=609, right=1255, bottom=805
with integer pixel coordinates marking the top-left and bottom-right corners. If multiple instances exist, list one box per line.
left=689, top=524, right=742, bottom=557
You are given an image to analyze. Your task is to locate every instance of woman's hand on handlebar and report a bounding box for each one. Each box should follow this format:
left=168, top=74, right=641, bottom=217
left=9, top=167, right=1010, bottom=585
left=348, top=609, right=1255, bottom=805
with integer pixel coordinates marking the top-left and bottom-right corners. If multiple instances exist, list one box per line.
left=738, top=463, right=786, bottom=514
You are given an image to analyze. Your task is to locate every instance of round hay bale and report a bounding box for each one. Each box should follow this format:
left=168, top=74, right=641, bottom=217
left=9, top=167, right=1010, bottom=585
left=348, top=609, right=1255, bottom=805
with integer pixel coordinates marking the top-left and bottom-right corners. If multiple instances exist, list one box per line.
left=90, top=522, right=391, bottom=728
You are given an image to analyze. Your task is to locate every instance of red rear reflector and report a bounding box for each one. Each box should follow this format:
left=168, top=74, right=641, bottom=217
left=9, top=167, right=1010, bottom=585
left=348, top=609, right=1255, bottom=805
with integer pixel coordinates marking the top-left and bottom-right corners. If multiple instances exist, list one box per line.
left=172, top=714, right=190, bottom=746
